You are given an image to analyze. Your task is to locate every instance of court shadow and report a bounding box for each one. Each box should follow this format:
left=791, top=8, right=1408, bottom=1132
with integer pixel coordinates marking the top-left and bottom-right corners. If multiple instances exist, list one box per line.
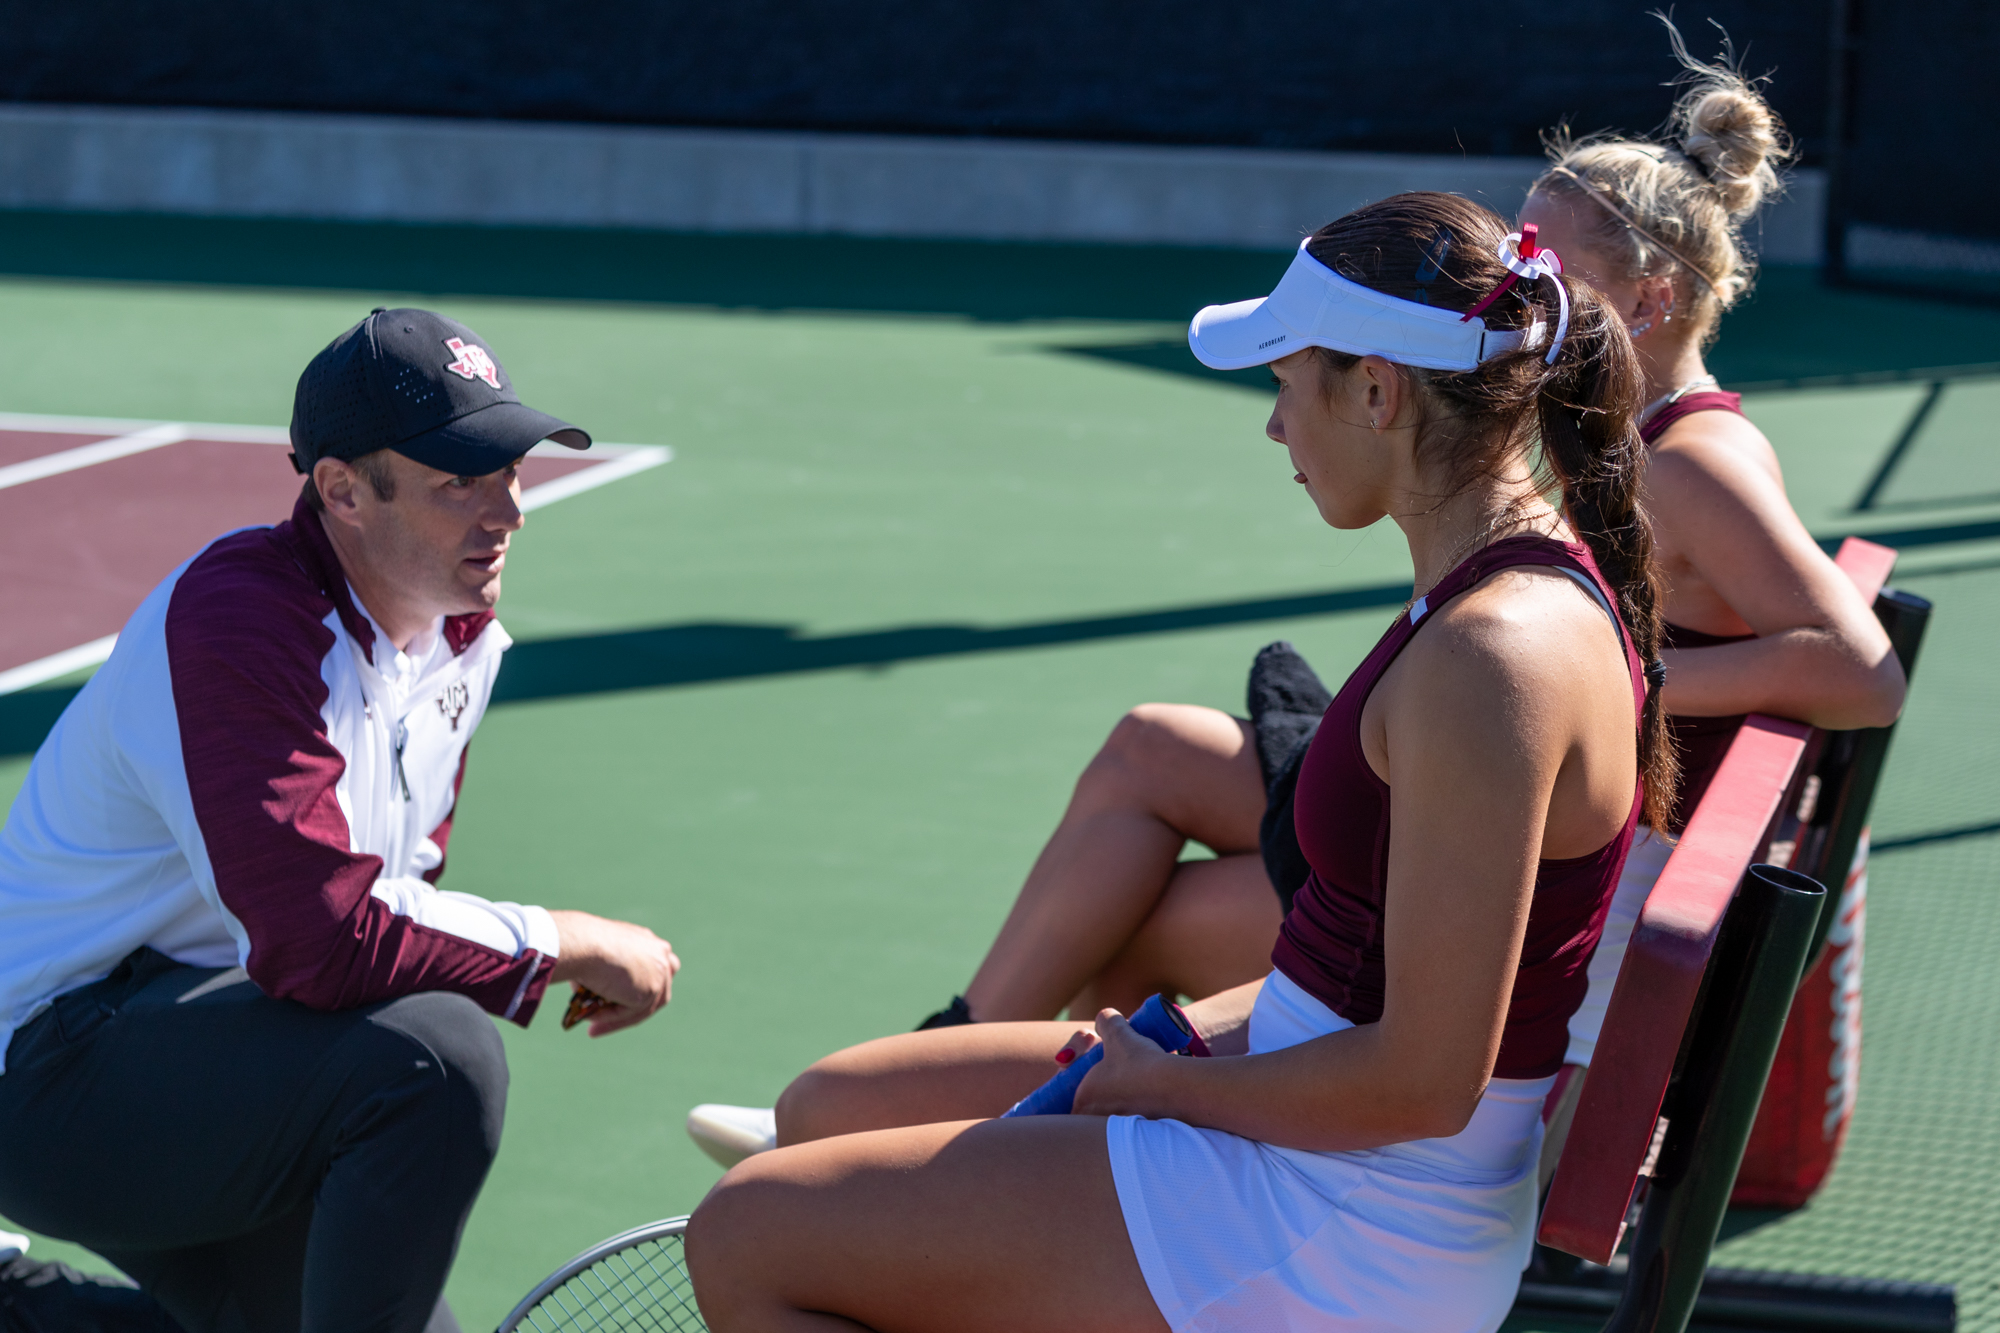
left=1824, top=515, right=2000, bottom=552
left=0, top=582, right=1413, bottom=758
left=488, top=582, right=1413, bottom=706
left=0, top=686, right=80, bottom=761
left=1058, top=339, right=1277, bottom=395
left=2, top=485, right=1987, bottom=759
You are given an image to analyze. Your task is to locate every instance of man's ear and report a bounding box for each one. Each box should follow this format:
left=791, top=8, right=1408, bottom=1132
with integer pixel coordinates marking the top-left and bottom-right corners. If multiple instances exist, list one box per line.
left=313, top=458, right=365, bottom=527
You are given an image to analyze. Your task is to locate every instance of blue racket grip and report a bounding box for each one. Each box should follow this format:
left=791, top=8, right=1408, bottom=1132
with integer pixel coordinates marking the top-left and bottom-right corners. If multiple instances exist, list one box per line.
left=1001, top=993, right=1193, bottom=1117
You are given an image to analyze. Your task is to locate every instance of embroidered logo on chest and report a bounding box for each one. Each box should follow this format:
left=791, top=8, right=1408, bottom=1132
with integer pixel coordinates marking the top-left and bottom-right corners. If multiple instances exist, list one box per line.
left=441, top=338, right=502, bottom=389
left=437, top=681, right=471, bottom=731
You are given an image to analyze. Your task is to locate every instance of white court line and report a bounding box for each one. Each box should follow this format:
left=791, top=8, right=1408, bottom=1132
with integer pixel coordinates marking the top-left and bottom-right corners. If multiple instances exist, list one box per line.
left=0, top=410, right=289, bottom=444
left=0, top=424, right=190, bottom=491
left=0, top=635, right=121, bottom=695
left=0, top=419, right=673, bottom=696
left=0, top=409, right=660, bottom=457
left=520, top=445, right=672, bottom=512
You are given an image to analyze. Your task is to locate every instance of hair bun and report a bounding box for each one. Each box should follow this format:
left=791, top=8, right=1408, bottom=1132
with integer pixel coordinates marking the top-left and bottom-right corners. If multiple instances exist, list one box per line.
left=1664, top=18, right=1790, bottom=217
left=1680, top=86, right=1781, bottom=215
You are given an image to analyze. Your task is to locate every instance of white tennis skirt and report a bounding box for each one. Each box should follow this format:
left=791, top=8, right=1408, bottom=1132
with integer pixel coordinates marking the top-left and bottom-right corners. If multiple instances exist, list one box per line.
left=1564, top=826, right=1672, bottom=1066
left=1107, top=970, right=1555, bottom=1333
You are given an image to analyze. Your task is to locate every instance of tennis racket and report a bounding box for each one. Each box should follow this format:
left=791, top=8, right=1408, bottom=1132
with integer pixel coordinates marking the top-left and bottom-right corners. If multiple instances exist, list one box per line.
left=494, top=1216, right=704, bottom=1333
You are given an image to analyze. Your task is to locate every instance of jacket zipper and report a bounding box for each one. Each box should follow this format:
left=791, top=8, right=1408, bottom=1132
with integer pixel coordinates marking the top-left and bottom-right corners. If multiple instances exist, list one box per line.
left=392, top=719, right=412, bottom=803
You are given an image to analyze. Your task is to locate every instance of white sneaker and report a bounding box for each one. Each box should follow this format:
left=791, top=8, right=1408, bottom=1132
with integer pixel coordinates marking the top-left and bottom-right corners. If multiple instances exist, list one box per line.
left=0, top=1230, right=26, bottom=1260
left=687, top=1104, right=778, bottom=1169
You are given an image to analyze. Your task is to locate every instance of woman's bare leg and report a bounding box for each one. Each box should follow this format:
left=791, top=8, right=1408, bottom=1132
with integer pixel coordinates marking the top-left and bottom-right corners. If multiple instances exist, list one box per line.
left=774, top=987, right=1268, bottom=1146
left=776, top=1021, right=1085, bottom=1146
left=689, top=1117, right=1167, bottom=1333
left=962, top=704, right=1268, bottom=1021
left=1068, top=852, right=1282, bottom=1018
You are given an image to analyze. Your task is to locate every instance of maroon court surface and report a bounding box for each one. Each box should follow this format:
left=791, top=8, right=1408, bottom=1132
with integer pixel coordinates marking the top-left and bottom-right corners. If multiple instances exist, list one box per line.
left=0, top=418, right=609, bottom=679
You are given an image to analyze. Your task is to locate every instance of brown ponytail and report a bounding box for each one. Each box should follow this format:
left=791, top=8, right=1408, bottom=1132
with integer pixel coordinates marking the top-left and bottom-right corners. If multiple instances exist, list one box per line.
left=1304, top=192, right=1679, bottom=830
left=1534, top=279, right=1679, bottom=832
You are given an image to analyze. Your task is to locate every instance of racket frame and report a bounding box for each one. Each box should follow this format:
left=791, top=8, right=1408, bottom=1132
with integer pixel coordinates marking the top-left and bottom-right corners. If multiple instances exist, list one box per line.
left=493, top=1215, right=693, bottom=1333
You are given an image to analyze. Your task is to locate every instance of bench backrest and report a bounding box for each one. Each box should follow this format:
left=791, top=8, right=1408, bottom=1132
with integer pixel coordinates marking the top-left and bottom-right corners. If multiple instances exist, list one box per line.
left=1538, top=537, right=1898, bottom=1264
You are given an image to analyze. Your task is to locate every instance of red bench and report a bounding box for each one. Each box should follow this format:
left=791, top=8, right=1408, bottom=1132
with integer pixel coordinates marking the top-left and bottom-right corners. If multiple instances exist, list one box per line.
left=1521, top=539, right=1950, bottom=1332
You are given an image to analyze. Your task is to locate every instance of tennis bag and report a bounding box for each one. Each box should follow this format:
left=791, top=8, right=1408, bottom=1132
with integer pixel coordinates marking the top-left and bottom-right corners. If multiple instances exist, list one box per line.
left=1730, top=832, right=1868, bottom=1209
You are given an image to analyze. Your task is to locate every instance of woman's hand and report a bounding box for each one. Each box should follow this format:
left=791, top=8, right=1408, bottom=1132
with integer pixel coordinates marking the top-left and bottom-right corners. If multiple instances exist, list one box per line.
left=1071, top=1008, right=1180, bottom=1118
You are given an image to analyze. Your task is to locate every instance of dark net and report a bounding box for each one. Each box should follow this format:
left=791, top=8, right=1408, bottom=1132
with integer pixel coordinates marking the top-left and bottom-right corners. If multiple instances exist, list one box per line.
left=511, top=1234, right=705, bottom=1333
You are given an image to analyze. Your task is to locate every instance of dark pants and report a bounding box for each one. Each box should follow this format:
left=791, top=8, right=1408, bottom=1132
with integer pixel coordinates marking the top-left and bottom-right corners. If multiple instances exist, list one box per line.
left=0, top=949, right=508, bottom=1333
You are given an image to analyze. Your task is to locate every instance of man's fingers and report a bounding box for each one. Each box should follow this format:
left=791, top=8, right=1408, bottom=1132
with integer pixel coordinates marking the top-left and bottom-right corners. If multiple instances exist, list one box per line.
left=588, top=1004, right=655, bottom=1037
left=557, top=919, right=677, bottom=1032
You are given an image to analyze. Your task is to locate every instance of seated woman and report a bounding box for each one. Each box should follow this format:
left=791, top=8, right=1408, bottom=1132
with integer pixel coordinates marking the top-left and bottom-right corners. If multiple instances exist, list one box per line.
left=686, top=190, right=1670, bottom=1332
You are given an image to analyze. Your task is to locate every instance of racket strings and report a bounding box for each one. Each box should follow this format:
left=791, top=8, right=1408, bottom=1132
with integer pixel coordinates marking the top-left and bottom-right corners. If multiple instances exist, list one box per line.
left=515, top=1235, right=707, bottom=1333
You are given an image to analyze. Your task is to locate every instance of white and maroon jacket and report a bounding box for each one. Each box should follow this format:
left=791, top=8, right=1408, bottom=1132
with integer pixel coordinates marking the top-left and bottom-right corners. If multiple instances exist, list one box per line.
left=0, top=497, right=557, bottom=1072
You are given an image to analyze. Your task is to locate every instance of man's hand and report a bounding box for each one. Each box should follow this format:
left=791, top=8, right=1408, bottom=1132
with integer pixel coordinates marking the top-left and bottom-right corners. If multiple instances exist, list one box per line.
left=547, top=911, right=681, bottom=1037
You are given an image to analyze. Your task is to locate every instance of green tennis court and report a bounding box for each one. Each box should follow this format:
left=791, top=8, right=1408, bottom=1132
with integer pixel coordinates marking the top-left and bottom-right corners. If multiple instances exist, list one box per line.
left=2, top=214, right=1999, bottom=1331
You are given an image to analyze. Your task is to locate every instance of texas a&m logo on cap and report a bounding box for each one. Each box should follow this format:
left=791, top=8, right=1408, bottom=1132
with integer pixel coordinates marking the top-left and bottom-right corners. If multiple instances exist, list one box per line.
left=441, top=337, right=502, bottom=390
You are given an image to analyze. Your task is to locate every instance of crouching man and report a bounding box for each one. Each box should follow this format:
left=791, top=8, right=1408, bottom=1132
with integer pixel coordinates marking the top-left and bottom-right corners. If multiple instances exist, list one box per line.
left=0, top=309, right=678, bottom=1333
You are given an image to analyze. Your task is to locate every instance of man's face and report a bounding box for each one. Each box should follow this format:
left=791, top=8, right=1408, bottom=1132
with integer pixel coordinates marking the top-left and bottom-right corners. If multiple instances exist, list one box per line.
left=320, top=450, right=527, bottom=620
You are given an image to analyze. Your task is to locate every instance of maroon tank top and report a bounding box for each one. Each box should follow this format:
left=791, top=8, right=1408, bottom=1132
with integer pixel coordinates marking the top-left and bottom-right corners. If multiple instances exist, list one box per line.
left=1270, top=534, right=1646, bottom=1081
left=1644, top=388, right=1742, bottom=442
left=1644, top=390, right=1755, bottom=832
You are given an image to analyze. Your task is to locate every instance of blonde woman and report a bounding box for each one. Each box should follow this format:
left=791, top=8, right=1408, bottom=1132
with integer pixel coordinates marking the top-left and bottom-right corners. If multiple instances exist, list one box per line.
left=1520, top=26, right=1903, bottom=1066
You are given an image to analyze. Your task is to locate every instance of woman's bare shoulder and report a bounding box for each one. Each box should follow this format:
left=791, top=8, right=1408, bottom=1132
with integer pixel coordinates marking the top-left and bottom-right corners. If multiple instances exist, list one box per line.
left=1407, top=568, right=1624, bottom=701
left=1648, top=407, right=1783, bottom=502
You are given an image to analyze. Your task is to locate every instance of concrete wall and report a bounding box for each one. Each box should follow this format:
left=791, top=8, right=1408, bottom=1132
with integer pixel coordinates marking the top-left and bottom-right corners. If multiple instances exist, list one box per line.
left=0, top=103, right=1828, bottom=262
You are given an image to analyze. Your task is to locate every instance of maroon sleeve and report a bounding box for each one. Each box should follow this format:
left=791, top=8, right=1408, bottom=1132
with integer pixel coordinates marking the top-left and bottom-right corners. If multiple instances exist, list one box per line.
left=164, top=534, right=552, bottom=1024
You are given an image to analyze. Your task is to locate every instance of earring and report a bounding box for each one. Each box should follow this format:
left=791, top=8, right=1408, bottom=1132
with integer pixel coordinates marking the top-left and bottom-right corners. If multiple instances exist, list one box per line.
left=1628, top=319, right=1655, bottom=340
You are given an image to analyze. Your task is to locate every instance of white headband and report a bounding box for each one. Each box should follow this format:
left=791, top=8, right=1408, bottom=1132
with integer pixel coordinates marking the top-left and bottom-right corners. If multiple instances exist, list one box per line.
left=1188, top=235, right=1559, bottom=373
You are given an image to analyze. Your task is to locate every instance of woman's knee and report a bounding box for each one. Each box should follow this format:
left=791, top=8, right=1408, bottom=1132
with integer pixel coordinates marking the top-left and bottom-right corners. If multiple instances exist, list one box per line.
left=774, top=1052, right=886, bottom=1147
left=1087, top=705, right=1235, bottom=794
left=772, top=1062, right=830, bottom=1146
left=776, top=1026, right=1072, bottom=1146
left=688, top=1154, right=799, bottom=1326
left=1080, top=704, right=1261, bottom=842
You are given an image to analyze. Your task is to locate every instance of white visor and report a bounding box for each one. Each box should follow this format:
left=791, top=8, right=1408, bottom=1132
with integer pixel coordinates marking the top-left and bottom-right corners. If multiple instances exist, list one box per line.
left=1188, top=238, right=1539, bottom=373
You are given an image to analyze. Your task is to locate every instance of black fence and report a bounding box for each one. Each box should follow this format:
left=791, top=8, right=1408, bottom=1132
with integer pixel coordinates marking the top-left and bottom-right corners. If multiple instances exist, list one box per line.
left=3, top=1, right=1831, bottom=160
left=1825, top=0, right=2000, bottom=302
left=3, top=1, right=1989, bottom=299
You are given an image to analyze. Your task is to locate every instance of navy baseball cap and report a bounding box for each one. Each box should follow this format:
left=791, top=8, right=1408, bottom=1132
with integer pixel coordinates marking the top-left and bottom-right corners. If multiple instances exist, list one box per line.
left=290, top=308, right=590, bottom=478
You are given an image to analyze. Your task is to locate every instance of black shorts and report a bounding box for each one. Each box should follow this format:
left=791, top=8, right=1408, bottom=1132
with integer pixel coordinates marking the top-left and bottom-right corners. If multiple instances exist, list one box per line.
left=1247, top=641, right=1332, bottom=917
